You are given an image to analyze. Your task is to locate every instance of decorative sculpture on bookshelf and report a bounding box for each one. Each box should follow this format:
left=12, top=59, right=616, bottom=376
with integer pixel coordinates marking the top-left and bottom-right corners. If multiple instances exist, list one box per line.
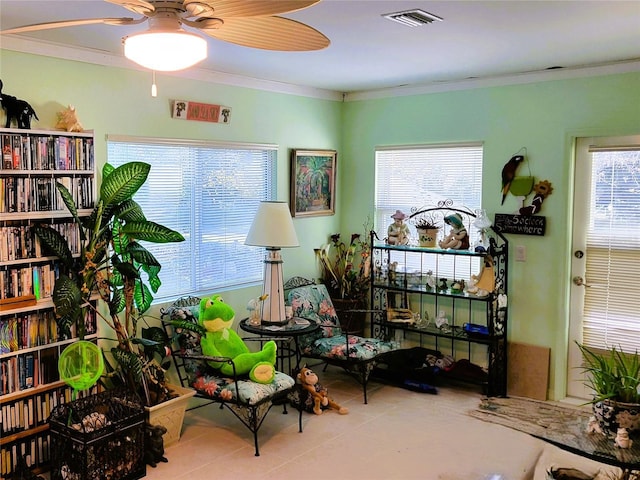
left=55, top=105, right=84, bottom=132
left=0, top=79, right=39, bottom=129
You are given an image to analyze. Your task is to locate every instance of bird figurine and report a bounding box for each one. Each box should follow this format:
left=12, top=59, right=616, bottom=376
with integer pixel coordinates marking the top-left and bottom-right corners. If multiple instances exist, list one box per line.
left=500, top=154, right=525, bottom=205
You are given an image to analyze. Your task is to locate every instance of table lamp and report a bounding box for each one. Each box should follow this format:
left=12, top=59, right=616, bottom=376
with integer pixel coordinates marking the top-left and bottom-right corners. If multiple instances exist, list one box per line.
left=245, top=201, right=299, bottom=325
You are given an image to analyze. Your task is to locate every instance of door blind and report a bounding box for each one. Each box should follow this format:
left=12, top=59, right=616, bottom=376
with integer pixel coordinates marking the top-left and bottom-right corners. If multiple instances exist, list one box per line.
left=582, top=144, right=640, bottom=351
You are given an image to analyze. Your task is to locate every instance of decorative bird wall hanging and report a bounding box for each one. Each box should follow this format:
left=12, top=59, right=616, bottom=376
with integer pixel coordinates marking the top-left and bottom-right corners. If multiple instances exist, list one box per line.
left=500, top=153, right=525, bottom=205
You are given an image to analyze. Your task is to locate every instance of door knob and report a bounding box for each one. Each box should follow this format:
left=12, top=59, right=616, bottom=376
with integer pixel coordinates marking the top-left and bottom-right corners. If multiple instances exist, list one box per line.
left=573, top=276, right=592, bottom=287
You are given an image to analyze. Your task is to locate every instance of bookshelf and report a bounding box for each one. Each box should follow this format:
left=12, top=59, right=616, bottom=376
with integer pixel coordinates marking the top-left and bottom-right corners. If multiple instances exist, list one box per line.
left=0, top=127, right=98, bottom=477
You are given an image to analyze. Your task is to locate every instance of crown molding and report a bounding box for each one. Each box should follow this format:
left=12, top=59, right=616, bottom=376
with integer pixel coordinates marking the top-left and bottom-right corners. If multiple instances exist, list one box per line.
left=3, top=35, right=639, bottom=103
left=345, top=60, right=640, bottom=101
left=0, top=36, right=342, bottom=101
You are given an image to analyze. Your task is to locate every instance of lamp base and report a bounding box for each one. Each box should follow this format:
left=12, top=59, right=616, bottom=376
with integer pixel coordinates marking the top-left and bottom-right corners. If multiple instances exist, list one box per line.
left=259, top=247, right=288, bottom=325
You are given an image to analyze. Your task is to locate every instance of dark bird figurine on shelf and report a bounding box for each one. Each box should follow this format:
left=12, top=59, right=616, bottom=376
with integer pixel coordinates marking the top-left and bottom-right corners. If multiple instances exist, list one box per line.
left=500, top=154, right=525, bottom=205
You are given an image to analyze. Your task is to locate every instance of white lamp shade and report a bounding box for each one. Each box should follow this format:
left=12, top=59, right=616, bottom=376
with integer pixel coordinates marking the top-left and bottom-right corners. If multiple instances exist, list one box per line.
left=124, top=22, right=207, bottom=72
left=245, top=202, right=299, bottom=248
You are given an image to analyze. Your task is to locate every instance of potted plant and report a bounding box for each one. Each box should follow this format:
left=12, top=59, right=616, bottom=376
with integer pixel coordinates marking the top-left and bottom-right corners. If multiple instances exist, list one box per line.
left=34, top=161, right=187, bottom=409
left=576, top=342, right=640, bottom=435
left=413, top=214, right=440, bottom=247
left=314, top=221, right=372, bottom=335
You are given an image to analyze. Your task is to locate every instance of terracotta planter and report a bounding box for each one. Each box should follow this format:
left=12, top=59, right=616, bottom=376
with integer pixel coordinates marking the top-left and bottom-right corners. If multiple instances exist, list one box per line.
left=592, top=398, right=640, bottom=436
left=416, top=227, right=439, bottom=248
left=146, top=384, right=196, bottom=447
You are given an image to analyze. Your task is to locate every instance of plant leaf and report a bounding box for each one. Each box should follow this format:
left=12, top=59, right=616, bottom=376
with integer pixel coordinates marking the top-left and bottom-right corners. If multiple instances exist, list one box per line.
left=144, top=264, right=162, bottom=293
left=122, top=221, right=185, bottom=243
left=54, top=182, right=86, bottom=241
left=111, top=218, right=130, bottom=256
left=52, top=275, right=82, bottom=336
left=114, top=199, right=146, bottom=222
left=110, top=267, right=123, bottom=287
left=111, top=348, right=143, bottom=383
left=33, top=225, right=74, bottom=268
left=102, top=162, right=115, bottom=179
left=100, top=162, right=150, bottom=206
left=134, top=280, right=153, bottom=314
left=170, top=319, right=206, bottom=337
left=113, top=255, right=140, bottom=280
left=108, top=287, right=123, bottom=316
left=140, top=326, right=169, bottom=358
left=127, top=242, right=161, bottom=267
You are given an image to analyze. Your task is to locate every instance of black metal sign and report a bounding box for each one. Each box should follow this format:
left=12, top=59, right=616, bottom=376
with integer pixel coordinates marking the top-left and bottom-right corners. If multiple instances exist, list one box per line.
left=494, top=213, right=546, bottom=236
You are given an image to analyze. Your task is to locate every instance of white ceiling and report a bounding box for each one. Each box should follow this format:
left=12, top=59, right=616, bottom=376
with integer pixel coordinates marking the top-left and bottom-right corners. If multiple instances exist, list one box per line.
left=1, top=0, right=639, bottom=95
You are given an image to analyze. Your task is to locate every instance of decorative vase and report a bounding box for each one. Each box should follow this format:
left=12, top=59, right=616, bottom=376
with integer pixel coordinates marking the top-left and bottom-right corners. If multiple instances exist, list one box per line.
left=592, top=399, right=640, bottom=436
left=416, top=227, right=439, bottom=248
left=331, top=297, right=366, bottom=336
left=146, top=383, right=196, bottom=447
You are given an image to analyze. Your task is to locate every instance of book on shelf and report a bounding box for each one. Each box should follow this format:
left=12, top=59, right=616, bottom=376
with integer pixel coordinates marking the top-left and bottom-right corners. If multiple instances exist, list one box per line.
left=2, top=135, right=11, bottom=170
left=0, top=131, right=94, bottom=172
left=0, top=430, right=51, bottom=475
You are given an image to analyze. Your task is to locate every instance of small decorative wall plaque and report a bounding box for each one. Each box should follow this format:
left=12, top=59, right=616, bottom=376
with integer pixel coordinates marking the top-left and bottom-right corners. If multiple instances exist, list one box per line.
left=171, top=100, right=231, bottom=124
left=494, top=214, right=546, bottom=236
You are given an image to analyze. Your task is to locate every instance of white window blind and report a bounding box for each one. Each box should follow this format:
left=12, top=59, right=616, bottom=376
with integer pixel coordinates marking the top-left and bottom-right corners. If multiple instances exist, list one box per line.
left=583, top=144, right=640, bottom=351
left=374, top=143, right=483, bottom=276
left=107, top=136, right=276, bottom=300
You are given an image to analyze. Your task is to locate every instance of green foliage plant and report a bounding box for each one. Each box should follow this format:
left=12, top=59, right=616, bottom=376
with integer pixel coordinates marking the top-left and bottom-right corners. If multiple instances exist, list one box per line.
left=576, top=342, right=640, bottom=404
left=35, top=161, right=185, bottom=406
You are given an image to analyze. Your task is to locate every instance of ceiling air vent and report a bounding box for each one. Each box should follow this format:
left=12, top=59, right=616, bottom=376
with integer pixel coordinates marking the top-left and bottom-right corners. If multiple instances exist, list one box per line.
left=383, top=9, right=443, bottom=27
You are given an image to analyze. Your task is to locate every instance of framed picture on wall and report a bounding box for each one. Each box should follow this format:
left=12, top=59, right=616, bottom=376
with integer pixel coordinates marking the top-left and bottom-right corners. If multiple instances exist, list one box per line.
left=290, top=149, right=337, bottom=217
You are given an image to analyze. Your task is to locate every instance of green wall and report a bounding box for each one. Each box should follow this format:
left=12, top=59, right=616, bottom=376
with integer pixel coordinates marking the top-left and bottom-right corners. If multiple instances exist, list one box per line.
left=0, top=49, right=342, bottom=312
left=2, top=48, right=639, bottom=399
left=341, top=73, right=640, bottom=399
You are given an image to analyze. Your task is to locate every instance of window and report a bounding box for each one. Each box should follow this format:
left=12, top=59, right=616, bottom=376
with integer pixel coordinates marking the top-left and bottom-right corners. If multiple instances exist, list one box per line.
left=374, top=143, right=484, bottom=276
left=107, top=136, right=276, bottom=300
left=582, top=142, right=640, bottom=351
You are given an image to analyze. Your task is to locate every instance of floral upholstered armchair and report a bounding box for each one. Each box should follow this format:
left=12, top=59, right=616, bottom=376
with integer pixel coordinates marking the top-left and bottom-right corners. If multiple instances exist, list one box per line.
left=285, top=277, right=396, bottom=404
left=161, top=296, right=301, bottom=456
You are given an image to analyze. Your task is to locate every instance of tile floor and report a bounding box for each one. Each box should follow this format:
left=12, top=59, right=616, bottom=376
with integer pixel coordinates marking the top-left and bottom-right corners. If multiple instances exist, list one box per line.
left=145, top=366, right=547, bottom=480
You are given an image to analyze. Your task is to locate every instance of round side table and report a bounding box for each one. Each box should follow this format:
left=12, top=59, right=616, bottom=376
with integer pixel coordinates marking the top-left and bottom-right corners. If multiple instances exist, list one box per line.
left=239, top=318, right=320, bottom=375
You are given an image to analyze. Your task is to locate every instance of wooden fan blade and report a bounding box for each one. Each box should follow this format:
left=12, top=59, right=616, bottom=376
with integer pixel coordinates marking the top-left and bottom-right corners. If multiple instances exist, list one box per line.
left=106, top=0, right=155, bottom=16
left=0, top=17, right=144, bottom=35
left=185, top=0, right=320, bottom=18
left=200, top=15, right=329, bottom=51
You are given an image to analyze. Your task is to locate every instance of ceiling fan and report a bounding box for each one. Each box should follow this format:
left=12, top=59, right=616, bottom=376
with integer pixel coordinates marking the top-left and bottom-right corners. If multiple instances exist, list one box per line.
left=0, top=0, right=330, bottom=71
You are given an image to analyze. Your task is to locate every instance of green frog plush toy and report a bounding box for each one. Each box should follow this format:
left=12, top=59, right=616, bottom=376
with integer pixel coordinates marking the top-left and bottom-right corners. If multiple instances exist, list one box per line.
left=199, top=294, right=276, bottom=384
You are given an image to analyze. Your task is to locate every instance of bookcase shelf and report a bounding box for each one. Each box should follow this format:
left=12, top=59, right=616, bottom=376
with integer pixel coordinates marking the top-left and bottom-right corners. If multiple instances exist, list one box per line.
left=0, top=127, right=97, bottom=477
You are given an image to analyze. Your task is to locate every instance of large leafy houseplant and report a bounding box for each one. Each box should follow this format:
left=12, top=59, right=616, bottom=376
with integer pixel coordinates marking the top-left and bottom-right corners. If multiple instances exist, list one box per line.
left=35, top=161, right=185, bottom=406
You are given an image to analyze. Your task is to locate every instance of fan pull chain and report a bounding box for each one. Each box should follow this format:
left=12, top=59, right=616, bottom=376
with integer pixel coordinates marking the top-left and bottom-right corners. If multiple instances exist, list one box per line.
left=151, top=70, right=158, bottom=97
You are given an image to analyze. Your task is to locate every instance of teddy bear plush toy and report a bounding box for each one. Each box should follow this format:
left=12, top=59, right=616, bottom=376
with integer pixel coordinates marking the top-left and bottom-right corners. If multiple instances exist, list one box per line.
left=297, top=365, right=348, bottom=415
left=199, top=295, right=276, bottom=384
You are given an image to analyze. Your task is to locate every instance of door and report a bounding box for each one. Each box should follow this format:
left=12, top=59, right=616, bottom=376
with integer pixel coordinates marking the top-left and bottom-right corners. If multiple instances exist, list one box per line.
left=567, top=135, right=640, bottom=399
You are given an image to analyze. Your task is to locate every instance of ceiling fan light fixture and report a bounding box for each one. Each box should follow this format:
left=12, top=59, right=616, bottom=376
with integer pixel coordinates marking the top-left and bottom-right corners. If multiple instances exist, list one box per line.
left=123, top=22, right=207, bottom=71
